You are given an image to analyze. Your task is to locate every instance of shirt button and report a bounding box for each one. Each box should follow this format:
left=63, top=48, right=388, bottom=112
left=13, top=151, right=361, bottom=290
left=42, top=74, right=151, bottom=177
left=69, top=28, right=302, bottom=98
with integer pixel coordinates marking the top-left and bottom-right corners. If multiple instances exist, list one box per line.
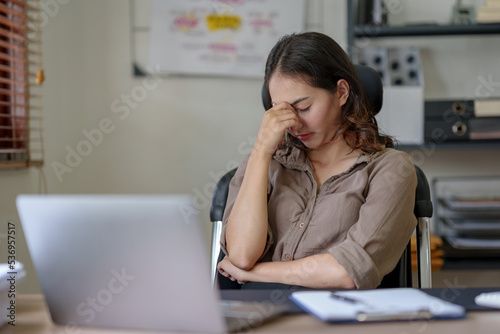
left=285, top=254, right=291, bottom=261
left=299, top=222, right=305, bottom=228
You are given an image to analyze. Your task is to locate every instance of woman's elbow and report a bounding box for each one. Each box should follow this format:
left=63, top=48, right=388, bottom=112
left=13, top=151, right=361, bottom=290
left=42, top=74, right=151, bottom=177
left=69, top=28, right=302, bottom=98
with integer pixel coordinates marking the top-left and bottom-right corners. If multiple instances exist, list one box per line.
left=225, top=240, right=264, bottom=270
left=324, top=268, right=356, bottom=289
left=323, top=253, right=357, bottom=289
left=340, top=275, right=357, bottom=289
left=227, top=253, right=257, bottom=271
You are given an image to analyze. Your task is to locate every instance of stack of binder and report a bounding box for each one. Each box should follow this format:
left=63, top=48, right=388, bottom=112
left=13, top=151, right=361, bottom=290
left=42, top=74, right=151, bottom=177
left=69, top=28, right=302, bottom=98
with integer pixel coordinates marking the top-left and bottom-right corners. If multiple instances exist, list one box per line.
left=433, top=176, right=500, bottom=264
left=411, top=234, right=444, bottom=271
left=477, top=0, right=500, bottom=23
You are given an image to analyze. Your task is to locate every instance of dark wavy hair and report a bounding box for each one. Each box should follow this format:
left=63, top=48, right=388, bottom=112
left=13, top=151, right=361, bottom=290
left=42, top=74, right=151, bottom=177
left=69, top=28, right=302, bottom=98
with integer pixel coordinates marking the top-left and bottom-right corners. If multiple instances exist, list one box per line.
left=264, top=32, right=393, bottom=153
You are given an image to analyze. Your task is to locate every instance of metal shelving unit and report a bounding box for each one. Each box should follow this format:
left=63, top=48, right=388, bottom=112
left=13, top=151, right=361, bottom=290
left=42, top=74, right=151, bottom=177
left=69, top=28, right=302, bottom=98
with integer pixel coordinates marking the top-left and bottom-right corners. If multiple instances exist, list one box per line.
left=346, top=2, right=500, bottom=150
left=397, top=141, right=500, bottom=151
left=353, top=23, right=500, bottom=38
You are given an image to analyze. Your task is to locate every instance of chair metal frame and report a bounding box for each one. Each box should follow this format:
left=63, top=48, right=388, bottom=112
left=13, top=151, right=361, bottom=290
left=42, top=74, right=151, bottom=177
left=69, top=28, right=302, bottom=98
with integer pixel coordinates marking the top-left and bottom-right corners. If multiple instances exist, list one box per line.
left=418, top=216, right=432, bottom=288
left=209, top=169, right=236, bottom=287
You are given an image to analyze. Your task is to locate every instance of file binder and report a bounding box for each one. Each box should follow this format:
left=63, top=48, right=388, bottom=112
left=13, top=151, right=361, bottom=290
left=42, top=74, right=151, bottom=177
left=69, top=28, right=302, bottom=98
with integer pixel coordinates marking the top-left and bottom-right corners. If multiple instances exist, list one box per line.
left=290, top=288, right=466, bottom=323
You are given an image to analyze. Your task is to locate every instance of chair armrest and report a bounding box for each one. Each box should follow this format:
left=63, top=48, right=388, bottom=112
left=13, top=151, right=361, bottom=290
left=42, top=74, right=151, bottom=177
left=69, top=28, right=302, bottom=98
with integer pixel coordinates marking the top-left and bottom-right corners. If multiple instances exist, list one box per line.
left=414, top=165, right=433, bottom=218
left=210, top=168, right=237, bottom=222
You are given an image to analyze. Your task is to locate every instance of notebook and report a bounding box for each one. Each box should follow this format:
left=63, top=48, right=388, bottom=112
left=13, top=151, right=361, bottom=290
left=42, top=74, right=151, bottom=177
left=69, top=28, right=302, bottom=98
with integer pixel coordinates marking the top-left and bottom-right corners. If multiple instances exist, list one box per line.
left=290, top=288, right=466, bottom=323
left=17, top=194, right=286, bottom=333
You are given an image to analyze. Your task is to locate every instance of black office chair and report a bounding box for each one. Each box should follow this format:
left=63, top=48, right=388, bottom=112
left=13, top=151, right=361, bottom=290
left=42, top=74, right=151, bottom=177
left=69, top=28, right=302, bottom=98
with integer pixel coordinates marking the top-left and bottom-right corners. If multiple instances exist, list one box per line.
left=209, top=65, right=433, bottom=289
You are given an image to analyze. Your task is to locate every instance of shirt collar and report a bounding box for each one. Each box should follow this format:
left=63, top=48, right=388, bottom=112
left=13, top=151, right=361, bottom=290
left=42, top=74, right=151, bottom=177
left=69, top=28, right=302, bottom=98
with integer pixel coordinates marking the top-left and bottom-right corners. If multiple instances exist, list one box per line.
left=273, top=145, right=377, bottom=173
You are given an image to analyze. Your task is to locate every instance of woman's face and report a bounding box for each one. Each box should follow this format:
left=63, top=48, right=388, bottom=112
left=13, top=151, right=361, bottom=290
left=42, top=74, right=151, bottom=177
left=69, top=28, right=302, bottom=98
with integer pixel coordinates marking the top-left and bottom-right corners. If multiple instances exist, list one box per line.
left=268, top=73, right=349, bottom=150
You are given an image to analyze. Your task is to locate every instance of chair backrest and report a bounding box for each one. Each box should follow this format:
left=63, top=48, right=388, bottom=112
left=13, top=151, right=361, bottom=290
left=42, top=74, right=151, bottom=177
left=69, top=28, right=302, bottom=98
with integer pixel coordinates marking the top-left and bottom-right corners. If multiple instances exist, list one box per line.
left=210, top=65, right=433, bottom=289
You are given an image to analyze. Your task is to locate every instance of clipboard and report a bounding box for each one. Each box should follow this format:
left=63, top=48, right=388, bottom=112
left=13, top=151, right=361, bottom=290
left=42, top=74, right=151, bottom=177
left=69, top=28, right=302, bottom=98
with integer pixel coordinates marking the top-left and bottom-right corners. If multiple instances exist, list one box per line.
left=289, top=288, right=466, bottom=323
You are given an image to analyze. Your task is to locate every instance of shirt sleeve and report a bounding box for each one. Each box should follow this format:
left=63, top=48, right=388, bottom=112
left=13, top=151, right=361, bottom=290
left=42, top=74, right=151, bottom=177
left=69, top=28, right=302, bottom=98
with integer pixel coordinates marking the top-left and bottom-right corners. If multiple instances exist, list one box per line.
left=329, top=150, right=418, bottom=289
left=219, top=154, right=275, bottom=260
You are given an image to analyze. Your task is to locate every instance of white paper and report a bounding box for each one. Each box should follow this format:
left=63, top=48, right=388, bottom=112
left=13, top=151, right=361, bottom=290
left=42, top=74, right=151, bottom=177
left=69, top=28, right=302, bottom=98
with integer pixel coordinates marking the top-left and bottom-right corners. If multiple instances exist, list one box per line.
left=290, top=288, right=465, bottom=322
left=149, top=0, right=305, bottom=78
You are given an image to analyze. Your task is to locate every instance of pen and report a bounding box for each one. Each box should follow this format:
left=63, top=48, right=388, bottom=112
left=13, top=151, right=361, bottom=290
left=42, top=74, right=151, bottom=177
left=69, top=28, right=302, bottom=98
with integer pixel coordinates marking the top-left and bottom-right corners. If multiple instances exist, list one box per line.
left=330, top=292, right=372, bottom=307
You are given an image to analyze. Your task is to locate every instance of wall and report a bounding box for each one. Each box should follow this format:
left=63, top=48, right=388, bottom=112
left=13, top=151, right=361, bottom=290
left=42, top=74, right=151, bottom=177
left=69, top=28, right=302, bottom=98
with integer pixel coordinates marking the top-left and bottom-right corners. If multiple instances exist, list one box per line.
left=0, top=0, right=498, bottom=294
left=0, top=0, right=346, bottom=293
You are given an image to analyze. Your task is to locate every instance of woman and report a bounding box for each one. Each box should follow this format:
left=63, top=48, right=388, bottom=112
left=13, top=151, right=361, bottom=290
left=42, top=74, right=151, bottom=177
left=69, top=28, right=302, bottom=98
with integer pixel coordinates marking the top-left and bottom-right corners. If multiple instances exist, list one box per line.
left=218, top=32, right=417, bottom=289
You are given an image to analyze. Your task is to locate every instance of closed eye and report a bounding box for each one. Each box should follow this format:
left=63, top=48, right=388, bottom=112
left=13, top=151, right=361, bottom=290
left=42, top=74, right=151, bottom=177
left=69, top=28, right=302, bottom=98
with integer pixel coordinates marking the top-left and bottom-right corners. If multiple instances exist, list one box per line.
left=296, top=106, right=310, bottom=113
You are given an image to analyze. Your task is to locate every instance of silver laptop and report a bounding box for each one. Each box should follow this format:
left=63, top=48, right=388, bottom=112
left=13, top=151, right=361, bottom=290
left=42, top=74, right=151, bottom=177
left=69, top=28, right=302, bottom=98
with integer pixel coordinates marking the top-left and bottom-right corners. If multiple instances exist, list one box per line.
left=17, top=194, right=286, bottom=333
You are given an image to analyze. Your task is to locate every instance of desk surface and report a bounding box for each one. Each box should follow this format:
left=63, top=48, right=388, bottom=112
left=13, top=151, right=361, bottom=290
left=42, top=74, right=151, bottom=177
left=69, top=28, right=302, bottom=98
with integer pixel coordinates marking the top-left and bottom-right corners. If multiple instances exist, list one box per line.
left=3, top=294, right=500, bottom=334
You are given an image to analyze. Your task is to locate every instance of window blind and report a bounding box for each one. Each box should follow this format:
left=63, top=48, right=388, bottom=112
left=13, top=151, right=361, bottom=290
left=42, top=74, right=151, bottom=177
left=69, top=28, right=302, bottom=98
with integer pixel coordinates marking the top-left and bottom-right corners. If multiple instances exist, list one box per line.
left=0, top=0, right=43, bottom=168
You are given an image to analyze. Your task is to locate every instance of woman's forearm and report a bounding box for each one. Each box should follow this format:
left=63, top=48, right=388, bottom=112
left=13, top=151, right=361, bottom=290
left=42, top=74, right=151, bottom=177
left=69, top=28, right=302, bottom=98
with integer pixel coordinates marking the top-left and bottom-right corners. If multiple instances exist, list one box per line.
left=244, top=253, right=356, bottom=289
left=225, top=104, right=301, bottom=270
left=225, top=149, right=272, bottom=270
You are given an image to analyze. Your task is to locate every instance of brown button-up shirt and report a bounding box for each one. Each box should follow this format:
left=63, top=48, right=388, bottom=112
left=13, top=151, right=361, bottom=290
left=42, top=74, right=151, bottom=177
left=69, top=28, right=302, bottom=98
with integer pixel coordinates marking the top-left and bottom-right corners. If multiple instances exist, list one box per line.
left=221, top=146, right=417, bottom=289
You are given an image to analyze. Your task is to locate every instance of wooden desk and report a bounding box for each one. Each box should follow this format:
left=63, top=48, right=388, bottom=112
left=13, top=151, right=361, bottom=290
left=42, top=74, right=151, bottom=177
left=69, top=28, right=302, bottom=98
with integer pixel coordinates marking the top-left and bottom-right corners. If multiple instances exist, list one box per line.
left=2, top=294, right=500, bottom=334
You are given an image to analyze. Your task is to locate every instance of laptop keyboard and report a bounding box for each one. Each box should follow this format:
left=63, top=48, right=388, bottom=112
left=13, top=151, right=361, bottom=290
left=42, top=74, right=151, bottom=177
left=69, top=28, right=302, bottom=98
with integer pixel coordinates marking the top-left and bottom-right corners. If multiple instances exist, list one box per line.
left=219, top=300, right=288, bottom=332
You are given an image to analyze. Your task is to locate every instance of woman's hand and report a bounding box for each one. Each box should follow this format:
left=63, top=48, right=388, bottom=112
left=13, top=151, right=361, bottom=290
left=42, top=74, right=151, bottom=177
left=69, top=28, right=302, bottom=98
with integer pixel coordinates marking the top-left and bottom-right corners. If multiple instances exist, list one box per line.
left=254, top=102, right=302, bottom=156
left=217, top=256, right=251, bottom=284
left=218, top=253, right=356, bottom=289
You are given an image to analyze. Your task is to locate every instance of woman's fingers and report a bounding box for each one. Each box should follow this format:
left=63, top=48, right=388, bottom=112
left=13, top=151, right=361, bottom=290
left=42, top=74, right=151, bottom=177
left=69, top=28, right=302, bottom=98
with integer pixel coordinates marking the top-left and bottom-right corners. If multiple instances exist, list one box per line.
left=218, top=258, right=236, bottom=281
left=268, top=102, right=303, bottom=131
left=255, top=106, right=301, bottom=155
left=270, top=101, right=294, bottom=111
left=265, top=110, right=297, bottom=131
